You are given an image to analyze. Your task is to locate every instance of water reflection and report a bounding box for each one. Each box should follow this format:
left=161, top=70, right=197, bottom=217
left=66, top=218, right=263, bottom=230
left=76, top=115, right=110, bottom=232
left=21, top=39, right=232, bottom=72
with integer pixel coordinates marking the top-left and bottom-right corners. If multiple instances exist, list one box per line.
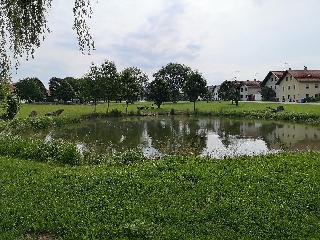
left=20, top=117, right=320, bottom=158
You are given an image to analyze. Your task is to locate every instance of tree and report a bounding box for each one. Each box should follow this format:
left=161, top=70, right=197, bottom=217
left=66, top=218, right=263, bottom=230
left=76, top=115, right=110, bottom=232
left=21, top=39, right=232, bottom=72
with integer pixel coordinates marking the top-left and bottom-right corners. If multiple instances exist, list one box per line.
left=219, top=81, right=241, bottom=106
left=49, top=77, right=75, bottom=102
left=0, top=0, right=94, bottom=75
left=65, top=77, right=83, bottom=102
left=0, top=77, right=11, bottom=102
left=183, top=71, right=207, bottom=111
left=120, top=67, right=149, bottom=113
left=147, top=78, right=170, bottom=109
left=86, top=60, right=118, bottom=112
left=261, top=86, right=276, bottom=101
left=15, top=77, right=46, bottom=102
left=153, top=63, right=192, bottom=103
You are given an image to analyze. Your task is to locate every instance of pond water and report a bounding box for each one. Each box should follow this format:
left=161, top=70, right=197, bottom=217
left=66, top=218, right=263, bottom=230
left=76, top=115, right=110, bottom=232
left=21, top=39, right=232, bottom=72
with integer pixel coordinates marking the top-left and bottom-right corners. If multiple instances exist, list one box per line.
left=20, top=116, right=320, bottom=158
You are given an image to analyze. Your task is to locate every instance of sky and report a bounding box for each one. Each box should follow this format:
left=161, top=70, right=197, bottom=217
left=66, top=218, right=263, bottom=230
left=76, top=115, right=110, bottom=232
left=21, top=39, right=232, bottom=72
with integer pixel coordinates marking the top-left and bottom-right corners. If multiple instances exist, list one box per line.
left=13, top=0, right=320, bottom=87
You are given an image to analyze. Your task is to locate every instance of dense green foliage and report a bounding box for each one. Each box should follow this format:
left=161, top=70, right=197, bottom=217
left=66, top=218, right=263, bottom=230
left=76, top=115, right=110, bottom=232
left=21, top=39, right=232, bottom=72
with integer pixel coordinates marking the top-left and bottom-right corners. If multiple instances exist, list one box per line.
left=15, top=77, right=47, bottom=102
left=219, top=80, right=241, bottom=106
left=0, top=152, right=319, bottom=239
left=2, top=94, right=20, bottom=120
left=0, top=135, right=82, bottom=165
left=153, top=63, right=192, bottom=103
left=147, top=78, right=170, bottom=108
left=183, top=71, right=207, bottom=111
left=261, top=86, right=276, bottom=101
left=119, top=67, right=148, bottom=112
left=49, top=77, right=76, bottom=102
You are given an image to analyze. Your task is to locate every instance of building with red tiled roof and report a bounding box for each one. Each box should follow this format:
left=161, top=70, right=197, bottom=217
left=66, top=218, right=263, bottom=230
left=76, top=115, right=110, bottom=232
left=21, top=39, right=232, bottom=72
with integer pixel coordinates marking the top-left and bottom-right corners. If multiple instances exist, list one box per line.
left=261, top=71, right=286, bottom=101
left=276, top=67, right=320, bottom=102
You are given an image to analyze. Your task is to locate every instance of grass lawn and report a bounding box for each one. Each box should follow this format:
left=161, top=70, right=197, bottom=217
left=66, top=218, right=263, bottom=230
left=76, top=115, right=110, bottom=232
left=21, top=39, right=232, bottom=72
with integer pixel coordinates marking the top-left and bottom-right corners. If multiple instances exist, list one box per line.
left=15, top=101, right=320, bottom=119
left=1, top=152, right=320, bottom=239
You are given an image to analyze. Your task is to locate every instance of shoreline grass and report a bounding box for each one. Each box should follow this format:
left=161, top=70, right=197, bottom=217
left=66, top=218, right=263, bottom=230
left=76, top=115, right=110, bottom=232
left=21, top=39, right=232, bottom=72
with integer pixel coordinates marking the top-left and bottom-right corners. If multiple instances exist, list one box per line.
left=11, top=101, right=320, bottom=125
left=1, top=152, right=320, bottom=239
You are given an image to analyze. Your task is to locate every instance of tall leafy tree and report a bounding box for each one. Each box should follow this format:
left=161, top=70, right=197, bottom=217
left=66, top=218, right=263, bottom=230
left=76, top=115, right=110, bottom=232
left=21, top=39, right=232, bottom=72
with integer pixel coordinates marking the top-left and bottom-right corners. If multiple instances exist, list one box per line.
left=147, top=78, right=170, bottom=109
left=65, top=77, right=82, bottom=101
left=49, top=77, right=75, bottom=102
left=218, top=80, right=241, bottom=106
left=120, top=67, right=149, bottom=113
left=0, top=0, right=94, bottom=75
left=153, top=63, right=192, bottom=103
left=86, top=60, right=118, bottom=112
left=15, top=77, right=46, bottom=102
left=183, top=71, right=207, bottom=111
left=261, top=86, right=276, bottom=101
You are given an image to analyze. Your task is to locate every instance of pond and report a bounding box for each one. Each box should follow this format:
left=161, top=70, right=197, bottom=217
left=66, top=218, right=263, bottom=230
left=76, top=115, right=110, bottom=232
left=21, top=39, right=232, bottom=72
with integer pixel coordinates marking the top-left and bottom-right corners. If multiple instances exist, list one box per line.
left=20, top=116, right=320, bottom=158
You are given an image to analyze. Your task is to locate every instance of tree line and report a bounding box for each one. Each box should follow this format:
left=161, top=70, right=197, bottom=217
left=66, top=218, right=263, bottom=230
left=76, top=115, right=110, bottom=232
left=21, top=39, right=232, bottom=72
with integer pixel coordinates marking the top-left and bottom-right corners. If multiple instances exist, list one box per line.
left=14, top=61, right=208, bottom=111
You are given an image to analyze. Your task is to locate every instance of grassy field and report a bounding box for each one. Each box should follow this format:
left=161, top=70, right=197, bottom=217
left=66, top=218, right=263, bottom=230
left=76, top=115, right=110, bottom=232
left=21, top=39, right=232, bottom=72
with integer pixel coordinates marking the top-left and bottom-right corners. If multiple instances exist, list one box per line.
left=15, top=101, right=320, bottom=119
left=1, top=152, right=320, bottom=239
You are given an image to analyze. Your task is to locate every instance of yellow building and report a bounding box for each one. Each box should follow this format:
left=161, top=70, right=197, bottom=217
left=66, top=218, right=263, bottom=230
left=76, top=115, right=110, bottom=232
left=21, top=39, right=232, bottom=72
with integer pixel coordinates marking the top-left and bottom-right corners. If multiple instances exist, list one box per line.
left=276, top=67, right=320, bottom=102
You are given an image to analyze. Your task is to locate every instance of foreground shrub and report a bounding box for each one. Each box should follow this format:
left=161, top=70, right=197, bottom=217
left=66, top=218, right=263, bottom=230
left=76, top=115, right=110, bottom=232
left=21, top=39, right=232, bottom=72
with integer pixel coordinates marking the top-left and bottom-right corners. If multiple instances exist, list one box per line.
left=0, top=134, right=82, bottom=165
left=117, top=149, right=145, bottom=165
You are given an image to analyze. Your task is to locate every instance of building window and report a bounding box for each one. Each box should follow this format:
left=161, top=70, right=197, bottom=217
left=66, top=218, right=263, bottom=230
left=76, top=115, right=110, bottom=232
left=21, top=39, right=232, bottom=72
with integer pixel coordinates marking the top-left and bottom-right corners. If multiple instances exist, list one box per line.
left=275, top=86, right=277, bottom=90
left=316, top=84, right=319, bottom=89
left=245, top=88, right=248, bottom=91
left=288, top=95, right=291, bottom=100
left=240, top=95, right=243, bottom=98
left=283, top=87, right=285, bottom=91
left=290, top=76, right=293, bottom=80
left=286, top=77, right=288, bottom=81
left=306, top=84, right=309, bottom=89
left=306, top=94, right=310, bottom=98
left=288, top=86, right=291, bottom=90
left=294, top=85, right=296, bottom=90
left=241, top=88, right=244, bottom=92
left=270, top=86, right=273, bottom=89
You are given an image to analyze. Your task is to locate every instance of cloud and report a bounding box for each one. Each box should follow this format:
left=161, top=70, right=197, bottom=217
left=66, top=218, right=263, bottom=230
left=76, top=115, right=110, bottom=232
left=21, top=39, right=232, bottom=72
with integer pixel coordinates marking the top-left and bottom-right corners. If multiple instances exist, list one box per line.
left=13, top=0, right=320, bottom=87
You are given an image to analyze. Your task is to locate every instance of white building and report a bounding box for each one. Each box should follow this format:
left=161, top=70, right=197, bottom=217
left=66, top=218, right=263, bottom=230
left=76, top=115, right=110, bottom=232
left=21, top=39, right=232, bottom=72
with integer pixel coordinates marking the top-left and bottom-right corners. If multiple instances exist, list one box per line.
left=239, top=80, right=262, bottom=101
left=261, top=71, right=286, bottom=101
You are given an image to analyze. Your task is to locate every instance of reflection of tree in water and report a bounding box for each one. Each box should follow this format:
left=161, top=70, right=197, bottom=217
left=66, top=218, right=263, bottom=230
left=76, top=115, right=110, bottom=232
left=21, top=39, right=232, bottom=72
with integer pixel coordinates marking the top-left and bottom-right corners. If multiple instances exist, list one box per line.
left=52, top=119, right=146, bottom=153
left=211, top=119, right=242, bottom=148
left=146, top=117, right=208, bottom=156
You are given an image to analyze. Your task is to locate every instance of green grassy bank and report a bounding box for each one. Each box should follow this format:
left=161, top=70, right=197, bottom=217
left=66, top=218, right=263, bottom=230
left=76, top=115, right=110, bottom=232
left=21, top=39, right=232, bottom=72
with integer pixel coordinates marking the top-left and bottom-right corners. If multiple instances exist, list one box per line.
left=1, top=152, right=320, bottom=239
left=10, top=101, right=320, bottom=127
left=16, top=101, right=320, bottom=118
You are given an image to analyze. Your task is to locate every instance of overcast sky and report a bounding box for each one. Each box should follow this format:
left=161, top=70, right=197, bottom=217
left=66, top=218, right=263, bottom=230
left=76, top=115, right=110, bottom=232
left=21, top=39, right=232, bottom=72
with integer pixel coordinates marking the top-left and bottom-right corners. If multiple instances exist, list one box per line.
left=13, top=0, right=320, bottom=86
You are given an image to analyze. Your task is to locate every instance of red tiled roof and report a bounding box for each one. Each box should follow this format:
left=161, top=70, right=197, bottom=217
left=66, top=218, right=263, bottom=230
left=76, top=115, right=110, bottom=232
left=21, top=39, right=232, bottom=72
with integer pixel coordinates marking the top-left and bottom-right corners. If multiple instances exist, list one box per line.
left=262, top=71, right=286, bottom=86
left=239, top=80, right=261, bottom=88
left=277, top=70, right=320, bottom=84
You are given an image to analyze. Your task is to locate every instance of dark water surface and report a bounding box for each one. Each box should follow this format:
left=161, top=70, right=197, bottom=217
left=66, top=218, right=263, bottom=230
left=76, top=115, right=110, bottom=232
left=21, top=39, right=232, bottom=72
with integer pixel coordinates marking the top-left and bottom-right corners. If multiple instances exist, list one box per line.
left=21, top=116, right=320, bottom=158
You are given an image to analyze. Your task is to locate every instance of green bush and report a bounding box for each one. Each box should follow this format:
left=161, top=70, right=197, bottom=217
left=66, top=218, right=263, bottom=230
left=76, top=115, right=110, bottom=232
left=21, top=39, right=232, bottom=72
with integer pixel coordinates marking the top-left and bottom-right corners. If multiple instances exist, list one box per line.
left=0, top=134, right=82, bottom=165
left=108, top=109, right=123, bottom=117
left=118, top=149, right=145, bottom=165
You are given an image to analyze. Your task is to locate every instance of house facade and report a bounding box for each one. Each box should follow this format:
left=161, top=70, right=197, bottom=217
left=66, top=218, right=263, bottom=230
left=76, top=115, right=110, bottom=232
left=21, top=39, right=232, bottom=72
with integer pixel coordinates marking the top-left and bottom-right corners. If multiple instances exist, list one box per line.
left=239, top=80, right=262, bottom=101
left=276, top=68, right=320, bottom=102
left=261, top=71, right=286, bottom=101
left=213, top=85, right=220, bottom=101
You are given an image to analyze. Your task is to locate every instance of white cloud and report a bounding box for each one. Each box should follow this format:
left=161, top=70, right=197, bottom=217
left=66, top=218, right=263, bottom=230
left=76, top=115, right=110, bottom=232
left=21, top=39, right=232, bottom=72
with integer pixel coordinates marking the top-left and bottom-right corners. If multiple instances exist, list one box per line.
left=13, top=0, right=320, bottom=86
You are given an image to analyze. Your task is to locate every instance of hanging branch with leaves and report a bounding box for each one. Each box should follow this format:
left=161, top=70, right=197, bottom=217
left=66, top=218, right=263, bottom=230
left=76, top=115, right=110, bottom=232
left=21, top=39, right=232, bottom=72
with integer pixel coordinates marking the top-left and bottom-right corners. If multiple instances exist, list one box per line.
left=0, top=0, right=94, bottom=77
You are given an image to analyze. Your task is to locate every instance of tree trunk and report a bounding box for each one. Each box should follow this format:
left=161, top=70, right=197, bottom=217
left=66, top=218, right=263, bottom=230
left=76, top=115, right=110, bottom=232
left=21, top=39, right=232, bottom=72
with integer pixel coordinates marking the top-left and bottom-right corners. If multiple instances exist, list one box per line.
left=107, top=101, right=110, bottom=113
left=193, top=101, right=196, bottom=112
left=126, top=102, right=129, bottom=114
